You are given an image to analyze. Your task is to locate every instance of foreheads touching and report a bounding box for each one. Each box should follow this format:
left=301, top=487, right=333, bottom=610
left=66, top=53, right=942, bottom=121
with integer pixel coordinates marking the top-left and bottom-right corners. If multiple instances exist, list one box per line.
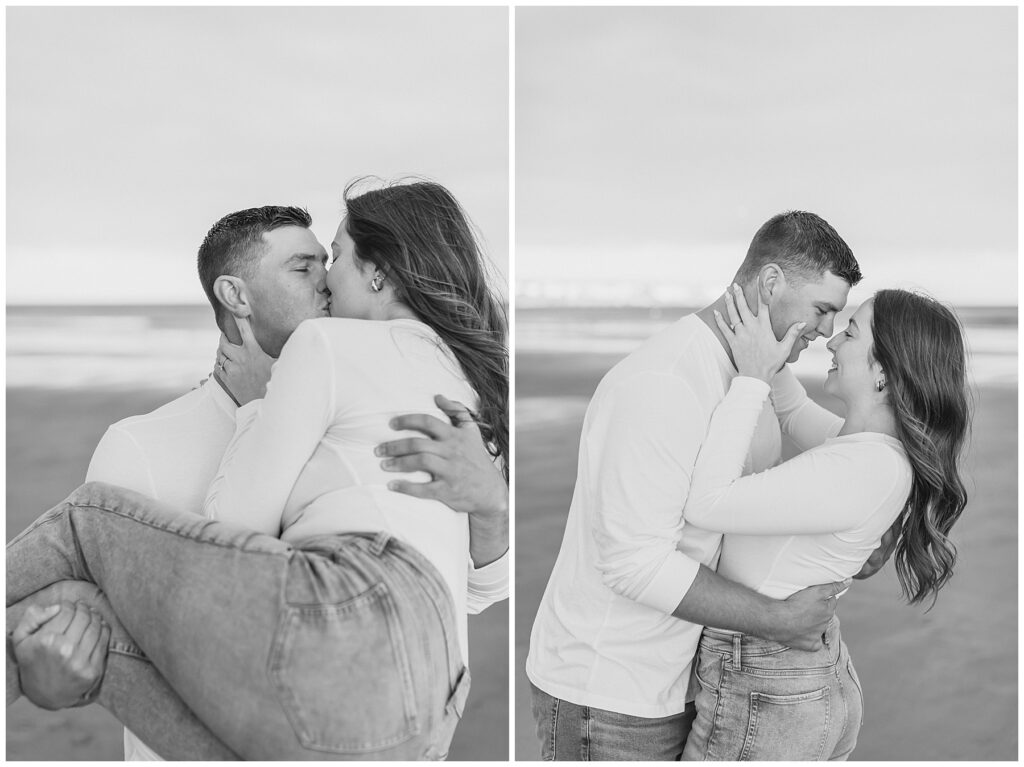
left=735, top=211, right=862, bottom=344
left=197, top=206, right=314, bottom=330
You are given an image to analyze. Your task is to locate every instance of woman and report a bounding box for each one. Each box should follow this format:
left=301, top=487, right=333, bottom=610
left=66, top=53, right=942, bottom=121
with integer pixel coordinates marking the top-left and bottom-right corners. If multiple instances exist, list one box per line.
left=680, top=284, right=969, bottom=760
left=6, top=179, right=508, bottom=760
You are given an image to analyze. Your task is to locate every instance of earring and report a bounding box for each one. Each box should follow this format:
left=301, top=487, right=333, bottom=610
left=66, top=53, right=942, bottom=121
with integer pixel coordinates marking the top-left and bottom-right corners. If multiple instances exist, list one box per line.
left=370, top=271, right=385, bottom=292
left=875, top=376, right=887, bottom=392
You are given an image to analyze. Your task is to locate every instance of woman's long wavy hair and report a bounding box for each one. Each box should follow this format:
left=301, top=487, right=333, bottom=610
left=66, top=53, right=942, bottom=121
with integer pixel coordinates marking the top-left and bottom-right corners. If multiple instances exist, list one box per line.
left=871, top=289, right=970, bottom=608
left=343, top=178, right=508, bottom=475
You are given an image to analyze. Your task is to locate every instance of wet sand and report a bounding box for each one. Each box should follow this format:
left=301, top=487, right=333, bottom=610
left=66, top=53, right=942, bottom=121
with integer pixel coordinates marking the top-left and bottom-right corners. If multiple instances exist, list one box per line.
left=515, top=350, right=1017, bottom=761
left=6, top=387, right=508, bottom=760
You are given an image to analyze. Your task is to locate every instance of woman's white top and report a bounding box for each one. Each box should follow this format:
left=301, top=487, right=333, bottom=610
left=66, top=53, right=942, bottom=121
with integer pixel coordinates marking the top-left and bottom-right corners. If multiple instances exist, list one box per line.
left=204, top=317, right=499, bottom=663
left=683, top=376, right=913, bottom=599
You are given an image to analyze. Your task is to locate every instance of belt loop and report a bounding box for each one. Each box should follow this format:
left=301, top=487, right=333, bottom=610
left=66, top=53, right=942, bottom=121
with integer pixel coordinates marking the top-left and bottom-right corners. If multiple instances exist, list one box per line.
left=370, top=531, right=391, bottom=555
left=732, top=634, right=742, bottom=670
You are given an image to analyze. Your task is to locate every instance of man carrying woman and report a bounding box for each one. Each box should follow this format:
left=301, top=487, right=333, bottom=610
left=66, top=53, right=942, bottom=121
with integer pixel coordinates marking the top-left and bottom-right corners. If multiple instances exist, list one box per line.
left=8, top=181, right=510, bottom=760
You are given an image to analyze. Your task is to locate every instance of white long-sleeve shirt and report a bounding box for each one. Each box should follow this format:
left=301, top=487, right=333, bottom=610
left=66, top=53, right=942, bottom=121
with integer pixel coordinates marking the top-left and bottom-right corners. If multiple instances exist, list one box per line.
left=527, top=315, right=794, bottom=718
left=86, top=322, right=507, bottom=760
left=203, top=317, right=506, bottom=665
left=684, top=376, right=912, bottom=599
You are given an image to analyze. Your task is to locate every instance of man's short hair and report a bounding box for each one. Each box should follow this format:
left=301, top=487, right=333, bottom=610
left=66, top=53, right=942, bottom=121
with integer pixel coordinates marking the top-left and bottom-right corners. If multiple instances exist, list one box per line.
left=736, top=211, right=862, bottom=287
left=196, top=206, right=312, bottom=328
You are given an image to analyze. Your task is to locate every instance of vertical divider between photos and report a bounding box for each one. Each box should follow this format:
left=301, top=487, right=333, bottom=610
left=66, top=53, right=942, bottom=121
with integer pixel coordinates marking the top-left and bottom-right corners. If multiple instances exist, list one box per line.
left=507, top=3, right=518, bottom=760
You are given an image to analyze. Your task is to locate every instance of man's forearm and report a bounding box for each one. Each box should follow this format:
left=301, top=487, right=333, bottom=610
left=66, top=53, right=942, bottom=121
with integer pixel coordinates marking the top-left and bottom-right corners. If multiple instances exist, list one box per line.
left=671, top=565, right=785, bottom=640
left=467, top=499, right=509, bottom=568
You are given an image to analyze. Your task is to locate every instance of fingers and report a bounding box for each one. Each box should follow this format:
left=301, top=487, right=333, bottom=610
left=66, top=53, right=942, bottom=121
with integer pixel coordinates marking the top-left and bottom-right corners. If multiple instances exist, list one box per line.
left=724, top=285, right=742, bottom=329
left=234, top=315, right=259, bottom=348
left=386, top=479, right=444, bottom=502
left=434, top=394, right=479, bottom=429
left=40, top=602, right=77, bottom=636
left=89, top=623, right=112, bottom=667
left=375, top=437, right=442, bottom=459
left=388, top=413, right=451, bottom=440
left=78, top=611, right=104, bottom=657
left=803, top=579, right=849, bottom=602
left=62, top=603, right=94, bottom=644
left=756, top=282, right=769, bottom=317
left=780, top=321, right=808, bottom=355
left=829, top=578, right=852, bottom=600
left=712, top=310, right=734, bottom=340
left=381, top=452, right=444, bottom=476
left=731, top=283, right=755, bottom=324
left=11, top=604, right=62, bottom=644
left=217, top=334, right=238, bottom=361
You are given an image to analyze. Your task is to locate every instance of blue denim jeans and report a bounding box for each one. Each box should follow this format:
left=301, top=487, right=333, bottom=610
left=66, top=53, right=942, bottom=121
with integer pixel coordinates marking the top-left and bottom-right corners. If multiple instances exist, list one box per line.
left=6, top=579, right=242, bottom=758
left=530, top=683, right=697, bottom=760
left=681, top=617, right=863, bottom=761
left=6, top=482, right=470, bottom=760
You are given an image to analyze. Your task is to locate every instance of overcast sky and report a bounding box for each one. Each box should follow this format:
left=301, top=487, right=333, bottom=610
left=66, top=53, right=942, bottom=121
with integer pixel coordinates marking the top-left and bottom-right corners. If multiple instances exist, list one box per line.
left=516, top=6, right=1017, bottom=306
left=7, top=7, right=508, bottom=304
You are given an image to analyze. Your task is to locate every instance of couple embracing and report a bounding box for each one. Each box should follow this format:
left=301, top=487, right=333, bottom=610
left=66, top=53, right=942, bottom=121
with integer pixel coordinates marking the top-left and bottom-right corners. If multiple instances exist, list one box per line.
left=527, top=212, right=970, bottom=760
left=7, top=179, right=509, bottom=760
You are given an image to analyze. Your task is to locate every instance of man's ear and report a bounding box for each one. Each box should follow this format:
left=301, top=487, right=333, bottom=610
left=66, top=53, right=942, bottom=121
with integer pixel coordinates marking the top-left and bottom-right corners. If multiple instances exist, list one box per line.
left=212, top=275, right=253, bottom=320
left=758, top=264, right=784, bottom=303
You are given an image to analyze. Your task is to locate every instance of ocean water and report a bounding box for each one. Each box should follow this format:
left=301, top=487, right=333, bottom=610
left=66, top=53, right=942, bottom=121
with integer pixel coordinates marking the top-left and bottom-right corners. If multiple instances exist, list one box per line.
left=516, top=305, right=1018, bottom=430
left=7, top=304, right=219, bottom=390
left=6, top=303, right=1017, bottom=391
left=517, top=305, right=1018, bottom=385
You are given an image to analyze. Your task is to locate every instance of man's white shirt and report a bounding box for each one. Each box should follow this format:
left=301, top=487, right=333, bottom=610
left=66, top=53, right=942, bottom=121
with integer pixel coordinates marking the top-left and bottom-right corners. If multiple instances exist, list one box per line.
left=86, top=376, right=509, bottom=760
left=86, top=379, right=236, bottom=761
left=527, top=315, right=788, bottom=718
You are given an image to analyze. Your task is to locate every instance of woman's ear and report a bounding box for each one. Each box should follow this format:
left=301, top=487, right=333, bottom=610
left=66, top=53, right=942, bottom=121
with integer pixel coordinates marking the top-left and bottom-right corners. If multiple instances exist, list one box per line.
left=867, top=348, right=887, bottom=390
left=213, top=275, right=252, bottom=319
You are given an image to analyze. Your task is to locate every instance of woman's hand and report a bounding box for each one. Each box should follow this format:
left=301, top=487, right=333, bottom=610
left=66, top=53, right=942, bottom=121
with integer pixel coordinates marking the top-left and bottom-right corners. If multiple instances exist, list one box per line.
left=714, top=283, right=805, bottom=383
left=216, top=316, right=275, bottom=406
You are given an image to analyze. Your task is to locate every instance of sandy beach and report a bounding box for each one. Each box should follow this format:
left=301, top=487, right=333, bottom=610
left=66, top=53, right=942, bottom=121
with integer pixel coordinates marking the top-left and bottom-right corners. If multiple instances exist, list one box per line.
left=6, top=386, right=508, bottom=760
left=515, top=347, right=1017, bottom=761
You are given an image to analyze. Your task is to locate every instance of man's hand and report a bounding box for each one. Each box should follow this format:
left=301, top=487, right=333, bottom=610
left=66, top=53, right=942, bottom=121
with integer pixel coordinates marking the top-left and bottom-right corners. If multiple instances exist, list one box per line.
left=766, top=579, right=850, bottom=651
left=12, top=601, right=110, bottom=710
left=854, top=517, right=900, bottom=580
left=377, top=394, right=507, bottom=515
left=376, top=394, right=508, bottom=566
left=215, top=315, right=275, bottom=406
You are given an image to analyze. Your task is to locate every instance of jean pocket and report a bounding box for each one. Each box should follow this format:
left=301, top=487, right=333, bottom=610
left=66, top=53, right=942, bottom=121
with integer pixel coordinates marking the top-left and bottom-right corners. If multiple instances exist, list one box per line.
left=740, top=686, right=831, bottom=760
left=268, top=582, right=419, bottom=754
left=694, top=656, right=721, bottom=695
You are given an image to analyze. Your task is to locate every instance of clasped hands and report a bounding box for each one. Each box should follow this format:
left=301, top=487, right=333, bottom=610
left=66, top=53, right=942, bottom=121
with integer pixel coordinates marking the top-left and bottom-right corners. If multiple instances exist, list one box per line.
left=10, top=602, right=109, bottom=710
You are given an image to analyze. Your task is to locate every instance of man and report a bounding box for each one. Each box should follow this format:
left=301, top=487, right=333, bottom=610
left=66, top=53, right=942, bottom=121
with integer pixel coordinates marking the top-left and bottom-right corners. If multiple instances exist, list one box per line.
left=527, top=211, right=888, bottom=760
left=8, top=206, right=509, bottom=759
